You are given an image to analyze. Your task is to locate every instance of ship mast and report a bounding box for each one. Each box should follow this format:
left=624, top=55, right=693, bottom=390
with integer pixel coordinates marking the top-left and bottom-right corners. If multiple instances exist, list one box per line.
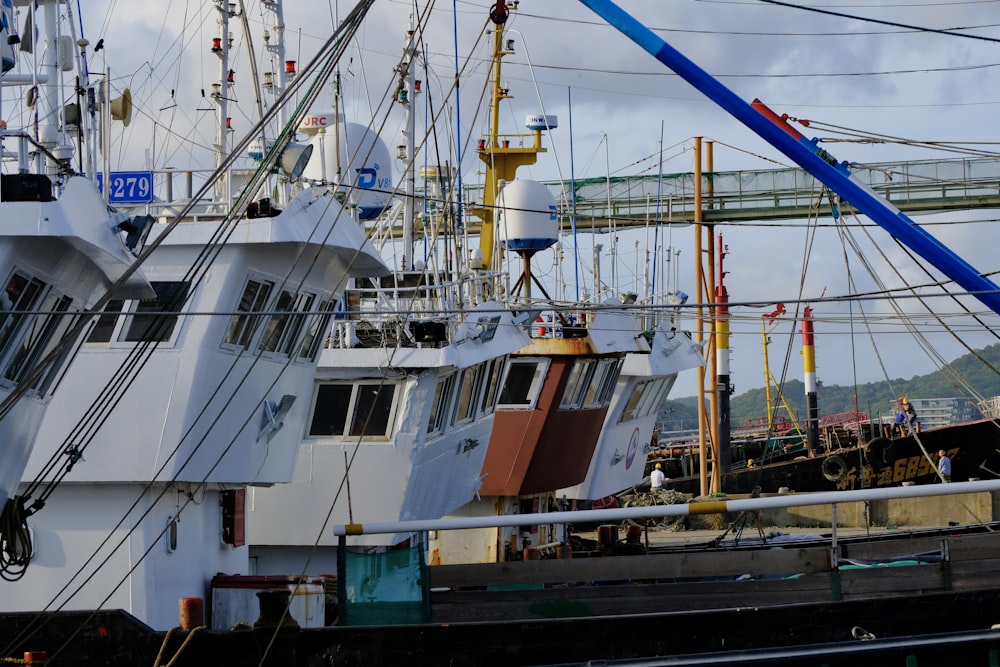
left=262, top=0, right=290, bottom=128
left=401, top=17, right=419, bottom=270
left=471, top=1, right=547, bottom=272
left=802, top=305, right=820, bottom=455
left=212, top=0, right=234, bottom=205
left=715, top=234, right=731, bottom=474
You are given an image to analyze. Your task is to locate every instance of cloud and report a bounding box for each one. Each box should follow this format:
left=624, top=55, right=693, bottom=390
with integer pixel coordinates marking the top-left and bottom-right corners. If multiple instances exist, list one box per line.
left=81, top=0, right=1000, bottom=399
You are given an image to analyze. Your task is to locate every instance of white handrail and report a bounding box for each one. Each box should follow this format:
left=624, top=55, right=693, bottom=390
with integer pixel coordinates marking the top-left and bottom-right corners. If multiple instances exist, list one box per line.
left=334, top=479, right=1000, bottom=536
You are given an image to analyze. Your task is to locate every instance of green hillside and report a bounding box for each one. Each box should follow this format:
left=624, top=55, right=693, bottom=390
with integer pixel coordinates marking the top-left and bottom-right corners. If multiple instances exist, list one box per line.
left=658, top=343, right=1000, bottom=435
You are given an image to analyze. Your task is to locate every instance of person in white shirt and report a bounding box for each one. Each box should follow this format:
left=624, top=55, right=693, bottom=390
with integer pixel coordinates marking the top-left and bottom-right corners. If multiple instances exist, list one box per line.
left=650, top=462, right=666, bottom=491
left=937, top=449, right=951, bottom=483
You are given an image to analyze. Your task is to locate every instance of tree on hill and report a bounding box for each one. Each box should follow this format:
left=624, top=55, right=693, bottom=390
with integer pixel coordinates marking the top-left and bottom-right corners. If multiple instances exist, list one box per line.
left=659, top=343, right=1000, bottom=434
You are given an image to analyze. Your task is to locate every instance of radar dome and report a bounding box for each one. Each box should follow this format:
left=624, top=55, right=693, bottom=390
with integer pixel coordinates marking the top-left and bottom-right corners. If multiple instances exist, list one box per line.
left=301, top=115, right=392, bottom=220
left=496, top=179, right=558, bottom=251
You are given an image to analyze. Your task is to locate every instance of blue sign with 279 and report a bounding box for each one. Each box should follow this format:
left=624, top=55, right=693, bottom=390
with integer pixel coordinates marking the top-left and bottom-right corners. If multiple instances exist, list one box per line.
left=96, top=171, right=155, bottom=204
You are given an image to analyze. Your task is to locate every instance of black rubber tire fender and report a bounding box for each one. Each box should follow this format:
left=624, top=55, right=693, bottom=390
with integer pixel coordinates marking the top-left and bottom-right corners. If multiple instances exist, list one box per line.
left=822, top=454, right=848, bottom=482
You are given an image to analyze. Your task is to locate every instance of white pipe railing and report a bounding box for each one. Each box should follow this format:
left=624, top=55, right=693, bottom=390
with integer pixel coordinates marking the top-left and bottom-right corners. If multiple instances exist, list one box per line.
left=334, top=479, right=1000, bottom=536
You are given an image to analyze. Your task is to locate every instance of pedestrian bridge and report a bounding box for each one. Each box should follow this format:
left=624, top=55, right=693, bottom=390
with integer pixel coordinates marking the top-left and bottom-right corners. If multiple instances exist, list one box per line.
left=462, top=156, right=1000, bottom=229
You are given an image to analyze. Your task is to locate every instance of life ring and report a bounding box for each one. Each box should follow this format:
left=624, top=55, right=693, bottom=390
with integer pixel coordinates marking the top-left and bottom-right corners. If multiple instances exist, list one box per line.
left=822, top=455, right=847, bottom=482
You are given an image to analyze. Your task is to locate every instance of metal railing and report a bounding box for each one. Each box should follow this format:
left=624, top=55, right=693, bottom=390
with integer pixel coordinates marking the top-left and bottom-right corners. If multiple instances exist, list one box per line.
left=462, top=156, right=1000, bottom=228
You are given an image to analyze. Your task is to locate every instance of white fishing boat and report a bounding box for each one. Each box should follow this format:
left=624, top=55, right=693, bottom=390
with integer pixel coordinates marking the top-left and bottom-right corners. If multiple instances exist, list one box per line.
left=416, top=3, right=701, bottom=565
left=2, top=0, right=388, bottom=629
left=247, top=1, right=702, bottom=569
left=0, top=0, right=152, bottom=575
left=244, top=16, right=533, bottom=570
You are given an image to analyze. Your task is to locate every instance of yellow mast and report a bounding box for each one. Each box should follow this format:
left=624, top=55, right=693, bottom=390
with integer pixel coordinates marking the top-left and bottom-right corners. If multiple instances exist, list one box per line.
left=694, top=137, right=708, bottom=496
left=762, top=319, right=774, bottom=430
left=761, top=313, right=804, bottom=435
left=470, top=4, right=547, bottom=271
left=705, top=141, right=721, bottom=494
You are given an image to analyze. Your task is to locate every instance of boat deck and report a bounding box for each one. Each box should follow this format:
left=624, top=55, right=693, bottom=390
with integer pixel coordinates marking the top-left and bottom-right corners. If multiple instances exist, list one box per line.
left=427, top=523, right=1000, bottom=623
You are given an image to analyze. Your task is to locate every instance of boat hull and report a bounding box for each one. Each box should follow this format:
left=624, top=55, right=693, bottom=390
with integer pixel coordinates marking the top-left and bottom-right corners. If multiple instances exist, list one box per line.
left=667, top=418, right=1000, bottom=495
left=6, top=586, right=1000, bottom=666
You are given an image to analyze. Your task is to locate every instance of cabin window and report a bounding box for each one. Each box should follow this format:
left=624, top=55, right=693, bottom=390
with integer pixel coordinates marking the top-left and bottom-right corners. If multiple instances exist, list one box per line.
left=584, top=357, right=623, bottom=408
left=309, top=384, right=352, bottom=436
left=0, top=273, right=87, bottom=395
left=87, top=281, right=189, bottom=344
left=619, top=381, right=645, bottom=423
left=3, top=292, right=73, bottom=384
left=650, top=376, right=676, bottom=415
left=451, top=365, right=481, bottom=425
left=32, top=310, right=84, bottom=396
left=308, top=381, right=398, bottom=440
left=87, top=299, right=125, bottom=342
left=0, top=271, right=88, bottom=396
left=560, top=359, right=596, bottom=409
left=479, top=356, right=505, bottom=415
left=224, top=278, right=273, bottom=349
left=350, top=383, right=397, bottom=437
left=427, top=372, right=455, bottom=434
left=297, top=298, right=337, bottom=360
left=619, top=377, right=669, bottom=423
left=638, top=378, right=670, bottom=418
left=120, top=281, right=189, bottom=342
left=0, top=273, right=45, bottom=356
left=259, top=290, right=316, bottom=356
left=498, top=357, right=548, bottom=409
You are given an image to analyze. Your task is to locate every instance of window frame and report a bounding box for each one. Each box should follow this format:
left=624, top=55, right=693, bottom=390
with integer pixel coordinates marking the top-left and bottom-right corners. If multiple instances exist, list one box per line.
left=118, top=281, right=189, bottom=343
left=223, top=277, right=274, bottom=351
left=258, top=290, right=317, bottom=357
left=86, top=280, right=190, bottom=346
left=497, top=357, right=550, bottom=410
left=0, top=273, right=46, bottom=357
left=479, top=355, right=506, bottom=416
left=307, top=381, right=399, bottom=441
left=3, top=291, right=73, bottom=385
left=619, top=376, right=669, bottom=423
left=559, top=358, right=596, bottom=409
left=594, top=357, right=624, bottom=407
left=298, top=298, right=337, bottom=360
left=427, top=372, right=456, bottom=436
left=0, top=269, right=87, bottom=397
left=450, top=364, right=482, bottom=426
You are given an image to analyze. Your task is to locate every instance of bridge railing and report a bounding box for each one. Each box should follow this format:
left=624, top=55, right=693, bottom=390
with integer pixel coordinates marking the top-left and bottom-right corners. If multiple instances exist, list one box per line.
left=461, top=156, right=1000, bottom=225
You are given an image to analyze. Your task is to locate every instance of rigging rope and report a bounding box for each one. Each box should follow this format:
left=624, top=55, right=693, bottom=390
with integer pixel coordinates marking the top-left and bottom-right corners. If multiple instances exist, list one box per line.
left=0, top=2, right=379, bottom=655
left=0, top=497, right=31, bottom=582
left=152, top=626, right=207, bottom=667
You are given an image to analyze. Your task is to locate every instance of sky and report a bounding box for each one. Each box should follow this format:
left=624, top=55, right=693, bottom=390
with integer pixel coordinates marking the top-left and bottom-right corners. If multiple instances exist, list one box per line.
left=66, top=0, right=1000, bottom=403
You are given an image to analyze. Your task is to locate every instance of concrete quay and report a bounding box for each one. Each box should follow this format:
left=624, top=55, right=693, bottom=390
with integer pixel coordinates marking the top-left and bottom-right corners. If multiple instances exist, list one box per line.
left=579, top=487, right=1000, bottom=548
left=689, top=486, right=999, bottom=529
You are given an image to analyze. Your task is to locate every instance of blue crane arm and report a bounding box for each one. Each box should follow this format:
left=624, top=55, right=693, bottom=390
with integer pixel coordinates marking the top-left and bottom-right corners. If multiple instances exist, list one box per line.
left=578, top=0, right=1000, bottom=316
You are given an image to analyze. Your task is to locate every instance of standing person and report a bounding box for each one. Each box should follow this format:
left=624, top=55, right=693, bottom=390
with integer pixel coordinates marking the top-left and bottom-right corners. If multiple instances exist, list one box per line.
left=650, top=462, right=666, bottom=491
left=902, top=397, right=921, bottom=433
left=893, top=407, right=907, bottom=437
left=937, top=449, right=951, bottom=483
